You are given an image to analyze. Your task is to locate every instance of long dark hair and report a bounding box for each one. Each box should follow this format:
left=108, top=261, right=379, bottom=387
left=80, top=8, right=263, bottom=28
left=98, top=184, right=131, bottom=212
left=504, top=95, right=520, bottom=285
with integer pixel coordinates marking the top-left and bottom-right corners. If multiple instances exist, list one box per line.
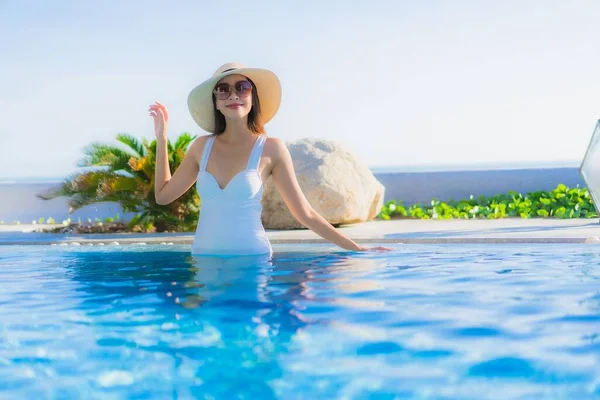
left=212, top=77, right=265, bottom=135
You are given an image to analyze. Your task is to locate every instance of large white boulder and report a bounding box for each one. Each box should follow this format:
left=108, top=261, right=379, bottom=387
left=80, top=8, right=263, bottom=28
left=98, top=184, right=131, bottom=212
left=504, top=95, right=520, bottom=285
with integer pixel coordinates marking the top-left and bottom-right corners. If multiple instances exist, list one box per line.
left=261, top=138, right=385, bottom=229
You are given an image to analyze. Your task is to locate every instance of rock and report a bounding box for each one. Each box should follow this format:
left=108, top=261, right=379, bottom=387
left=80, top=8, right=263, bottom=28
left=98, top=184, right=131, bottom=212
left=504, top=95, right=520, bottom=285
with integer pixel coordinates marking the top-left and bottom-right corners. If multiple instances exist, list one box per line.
left=261, top=138, right=385, bottom=229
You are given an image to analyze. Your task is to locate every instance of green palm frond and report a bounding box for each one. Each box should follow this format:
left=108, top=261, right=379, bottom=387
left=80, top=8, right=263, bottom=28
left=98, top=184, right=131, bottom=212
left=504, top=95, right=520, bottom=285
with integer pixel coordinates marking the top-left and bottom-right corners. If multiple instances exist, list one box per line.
left=148, top=140, right=157, bottom=157
left=116, top=133, right=147, bottom=157
left=36, top=181, right=75, bottom=201
left=37, top=170, right=141, bottom=213
left=172, top=148, right=186, bottom=166
left=77, top=143, right=135, bottom=172
left=37, top=170, right=104, bottom=200
left=96, top=175, right=139, bottom=197
left=174, top=132, right=196, bottom=151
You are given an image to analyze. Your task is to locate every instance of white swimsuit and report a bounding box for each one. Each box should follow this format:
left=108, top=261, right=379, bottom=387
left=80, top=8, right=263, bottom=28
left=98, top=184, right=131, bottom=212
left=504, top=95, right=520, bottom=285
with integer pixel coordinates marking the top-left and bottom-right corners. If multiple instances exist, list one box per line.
left=192, top=134, right=272, bottom=257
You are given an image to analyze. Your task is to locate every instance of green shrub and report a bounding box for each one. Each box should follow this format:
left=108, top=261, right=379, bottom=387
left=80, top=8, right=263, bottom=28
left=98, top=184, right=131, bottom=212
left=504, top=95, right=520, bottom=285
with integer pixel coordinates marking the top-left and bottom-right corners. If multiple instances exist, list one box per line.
left=378, top=184, right=597, bottom=220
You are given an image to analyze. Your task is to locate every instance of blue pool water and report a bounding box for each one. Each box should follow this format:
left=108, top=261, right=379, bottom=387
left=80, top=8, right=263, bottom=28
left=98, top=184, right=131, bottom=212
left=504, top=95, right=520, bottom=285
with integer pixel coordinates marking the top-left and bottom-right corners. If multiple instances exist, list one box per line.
left=0, top=244, right=599, bottom=399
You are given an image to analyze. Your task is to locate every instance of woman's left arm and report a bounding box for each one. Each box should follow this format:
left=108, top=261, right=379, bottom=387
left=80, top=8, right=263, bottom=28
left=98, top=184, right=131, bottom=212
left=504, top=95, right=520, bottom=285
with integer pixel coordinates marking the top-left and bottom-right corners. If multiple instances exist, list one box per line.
left=270, top=138, right=390, bottom=252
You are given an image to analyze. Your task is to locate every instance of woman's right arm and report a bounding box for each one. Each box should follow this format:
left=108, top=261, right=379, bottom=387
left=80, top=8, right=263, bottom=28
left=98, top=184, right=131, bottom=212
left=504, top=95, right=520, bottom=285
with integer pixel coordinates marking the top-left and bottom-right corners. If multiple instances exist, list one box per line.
left=149, top=101, right=203, bottom=205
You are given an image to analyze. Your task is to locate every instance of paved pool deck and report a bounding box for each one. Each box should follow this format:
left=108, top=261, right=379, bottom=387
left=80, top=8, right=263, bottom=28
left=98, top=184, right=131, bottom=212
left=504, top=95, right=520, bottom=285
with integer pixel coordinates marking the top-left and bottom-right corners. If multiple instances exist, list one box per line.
left=1, top=218, right=599, bottom=245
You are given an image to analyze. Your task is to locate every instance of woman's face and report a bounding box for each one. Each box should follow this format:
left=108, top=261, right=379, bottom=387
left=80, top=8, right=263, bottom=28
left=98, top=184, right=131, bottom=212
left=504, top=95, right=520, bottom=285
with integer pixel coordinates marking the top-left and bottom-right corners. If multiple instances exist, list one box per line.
left=213, top=74, right=253, bottom=120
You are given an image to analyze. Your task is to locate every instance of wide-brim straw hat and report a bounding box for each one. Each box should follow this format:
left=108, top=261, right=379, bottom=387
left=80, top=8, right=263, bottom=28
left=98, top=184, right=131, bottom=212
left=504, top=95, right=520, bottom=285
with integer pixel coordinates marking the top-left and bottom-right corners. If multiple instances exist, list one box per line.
left=187, top=62, right=282, bottom=133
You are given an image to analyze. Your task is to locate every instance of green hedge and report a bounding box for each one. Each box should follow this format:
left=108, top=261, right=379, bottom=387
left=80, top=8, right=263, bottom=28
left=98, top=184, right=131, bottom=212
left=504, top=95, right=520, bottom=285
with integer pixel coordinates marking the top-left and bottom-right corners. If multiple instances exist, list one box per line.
left=378, top=184, right=598, bottom=220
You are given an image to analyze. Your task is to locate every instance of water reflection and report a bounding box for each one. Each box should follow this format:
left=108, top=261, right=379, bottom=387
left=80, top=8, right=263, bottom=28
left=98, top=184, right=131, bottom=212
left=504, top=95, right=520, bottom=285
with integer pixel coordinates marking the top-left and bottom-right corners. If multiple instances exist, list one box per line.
left=60, top=249, right=377, bottom=397
left=63, top=249, right=383, bottom=323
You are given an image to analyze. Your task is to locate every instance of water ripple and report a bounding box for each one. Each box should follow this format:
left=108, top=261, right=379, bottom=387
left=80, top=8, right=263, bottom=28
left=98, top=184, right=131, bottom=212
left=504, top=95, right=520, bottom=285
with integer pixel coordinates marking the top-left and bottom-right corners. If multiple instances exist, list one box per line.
left=0, top=244, right=598, bottom=399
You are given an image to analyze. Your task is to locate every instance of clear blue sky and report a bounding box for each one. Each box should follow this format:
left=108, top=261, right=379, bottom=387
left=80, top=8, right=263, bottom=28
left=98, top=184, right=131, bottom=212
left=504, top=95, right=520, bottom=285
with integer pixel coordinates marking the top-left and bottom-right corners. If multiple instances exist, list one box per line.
left=1, top=0, right=599, bottom=179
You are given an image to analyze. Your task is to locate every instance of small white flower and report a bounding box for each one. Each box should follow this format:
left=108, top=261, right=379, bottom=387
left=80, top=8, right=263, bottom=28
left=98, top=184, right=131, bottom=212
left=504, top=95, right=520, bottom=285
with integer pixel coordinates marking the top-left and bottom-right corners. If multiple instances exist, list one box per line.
left=388, top=204, right=397, bottom=212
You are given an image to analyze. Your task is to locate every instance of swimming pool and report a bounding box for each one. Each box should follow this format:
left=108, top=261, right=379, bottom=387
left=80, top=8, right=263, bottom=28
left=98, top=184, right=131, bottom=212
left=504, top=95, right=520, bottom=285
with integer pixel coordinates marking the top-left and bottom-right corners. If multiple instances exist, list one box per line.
left=0, top=244, right=598, bottom=399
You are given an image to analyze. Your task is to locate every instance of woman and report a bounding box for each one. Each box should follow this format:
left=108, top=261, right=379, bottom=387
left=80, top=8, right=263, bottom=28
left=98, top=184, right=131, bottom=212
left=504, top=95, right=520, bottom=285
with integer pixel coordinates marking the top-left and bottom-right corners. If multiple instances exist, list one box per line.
left=149, top=62, right=390, bottom=256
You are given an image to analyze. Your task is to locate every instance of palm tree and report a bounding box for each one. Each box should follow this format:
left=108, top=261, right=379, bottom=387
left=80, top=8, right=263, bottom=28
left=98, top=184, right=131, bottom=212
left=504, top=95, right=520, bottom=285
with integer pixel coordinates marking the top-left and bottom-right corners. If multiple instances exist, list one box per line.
left=38, top=133, right=199, bottom=232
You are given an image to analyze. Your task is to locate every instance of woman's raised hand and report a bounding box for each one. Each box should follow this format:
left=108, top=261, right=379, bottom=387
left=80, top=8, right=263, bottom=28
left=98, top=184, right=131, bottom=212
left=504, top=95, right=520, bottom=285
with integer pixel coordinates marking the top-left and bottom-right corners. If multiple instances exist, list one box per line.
left=148, top=101, right=169, bottom=141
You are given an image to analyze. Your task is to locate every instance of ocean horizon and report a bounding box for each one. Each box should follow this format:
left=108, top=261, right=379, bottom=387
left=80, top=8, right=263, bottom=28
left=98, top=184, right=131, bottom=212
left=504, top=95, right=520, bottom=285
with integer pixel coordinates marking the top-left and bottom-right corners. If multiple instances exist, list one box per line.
left=0, top=160, right=582, bottom=184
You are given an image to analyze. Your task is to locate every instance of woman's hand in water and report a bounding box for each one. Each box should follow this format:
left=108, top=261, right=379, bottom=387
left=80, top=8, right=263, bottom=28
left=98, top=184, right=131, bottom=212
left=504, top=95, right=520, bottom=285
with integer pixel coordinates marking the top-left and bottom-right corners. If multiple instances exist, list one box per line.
left=148, top=101, right=168, bottom=141
left=357, top=245, right=394, bottom=252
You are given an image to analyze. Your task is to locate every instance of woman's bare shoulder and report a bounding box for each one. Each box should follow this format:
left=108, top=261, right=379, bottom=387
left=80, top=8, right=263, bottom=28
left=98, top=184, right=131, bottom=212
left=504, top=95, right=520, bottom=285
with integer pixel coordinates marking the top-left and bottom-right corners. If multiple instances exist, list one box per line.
left=191, top=134, right=214, bottom=147
left=187, top=134, right=213, bottom=159
left=263, top=136, right=286, bottom=156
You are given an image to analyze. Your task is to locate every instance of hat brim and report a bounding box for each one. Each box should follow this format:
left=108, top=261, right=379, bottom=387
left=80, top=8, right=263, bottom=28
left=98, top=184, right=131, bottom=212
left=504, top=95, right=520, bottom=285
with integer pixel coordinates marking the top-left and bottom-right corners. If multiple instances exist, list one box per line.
left=187, top=68, right=282, bottom=133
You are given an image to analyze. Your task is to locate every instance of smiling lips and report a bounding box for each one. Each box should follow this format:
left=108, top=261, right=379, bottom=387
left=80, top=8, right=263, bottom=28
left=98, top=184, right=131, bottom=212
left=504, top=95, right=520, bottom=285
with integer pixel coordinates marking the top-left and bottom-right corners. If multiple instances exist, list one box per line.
left=226, top=104, right=242, bottom=109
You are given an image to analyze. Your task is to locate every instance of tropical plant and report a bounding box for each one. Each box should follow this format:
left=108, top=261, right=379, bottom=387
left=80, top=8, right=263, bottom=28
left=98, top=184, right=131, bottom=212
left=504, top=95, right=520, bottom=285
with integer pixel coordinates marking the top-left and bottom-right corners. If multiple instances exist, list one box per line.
left=38, top=133, right=199, bottom=232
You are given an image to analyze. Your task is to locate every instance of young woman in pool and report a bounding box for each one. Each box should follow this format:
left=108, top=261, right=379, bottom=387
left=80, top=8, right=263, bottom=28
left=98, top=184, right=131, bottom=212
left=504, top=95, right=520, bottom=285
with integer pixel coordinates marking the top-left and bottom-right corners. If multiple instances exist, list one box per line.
left=149, top=62, right=390, bottom=256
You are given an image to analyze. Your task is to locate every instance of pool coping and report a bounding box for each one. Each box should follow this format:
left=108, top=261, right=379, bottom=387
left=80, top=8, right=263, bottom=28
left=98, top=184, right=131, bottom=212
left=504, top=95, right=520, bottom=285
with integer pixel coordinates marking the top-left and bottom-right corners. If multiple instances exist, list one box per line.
left=0, top=238, right=588, bottom=245
left=0, top=218, right=599, bottom=245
